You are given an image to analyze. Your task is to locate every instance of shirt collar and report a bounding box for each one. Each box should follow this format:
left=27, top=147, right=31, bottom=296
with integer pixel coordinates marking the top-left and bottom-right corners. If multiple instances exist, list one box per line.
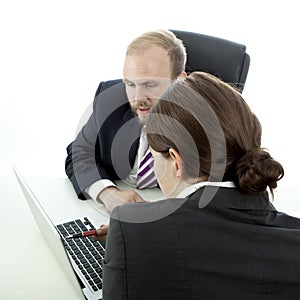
left=176, top=181, right=236, bottom=198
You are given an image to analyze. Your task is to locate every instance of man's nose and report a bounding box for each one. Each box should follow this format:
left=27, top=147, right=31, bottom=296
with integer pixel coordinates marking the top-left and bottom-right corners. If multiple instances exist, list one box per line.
left=133, top=86, right=147, bottom=102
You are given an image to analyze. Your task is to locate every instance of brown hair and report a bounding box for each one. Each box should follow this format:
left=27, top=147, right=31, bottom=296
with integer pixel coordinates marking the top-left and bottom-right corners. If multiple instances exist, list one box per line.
left=146, top=72, right=284, bottom=196
left=126, top=29, right=186, bottom=80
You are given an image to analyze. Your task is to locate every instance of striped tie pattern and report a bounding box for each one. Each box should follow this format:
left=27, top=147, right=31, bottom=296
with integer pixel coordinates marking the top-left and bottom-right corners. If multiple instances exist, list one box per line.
left=136, top=147, right=157, bottom=189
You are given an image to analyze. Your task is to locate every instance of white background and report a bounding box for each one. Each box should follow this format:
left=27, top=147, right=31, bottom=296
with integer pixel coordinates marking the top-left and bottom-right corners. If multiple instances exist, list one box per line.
left=1, top=0, right=299, bottom=188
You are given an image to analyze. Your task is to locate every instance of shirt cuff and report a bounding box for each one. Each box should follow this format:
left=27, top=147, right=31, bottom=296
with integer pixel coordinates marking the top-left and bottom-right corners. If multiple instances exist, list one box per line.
left=85, top=179, right=117, bottom=202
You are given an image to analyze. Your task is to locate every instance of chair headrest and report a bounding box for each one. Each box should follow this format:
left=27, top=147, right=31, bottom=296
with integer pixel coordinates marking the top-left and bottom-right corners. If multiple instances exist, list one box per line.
left=171, top=30, right=250, bottom=92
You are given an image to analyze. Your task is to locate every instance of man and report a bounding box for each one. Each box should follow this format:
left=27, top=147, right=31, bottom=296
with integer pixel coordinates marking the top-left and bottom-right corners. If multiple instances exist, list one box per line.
left=65, top=29, right=187, bottom=212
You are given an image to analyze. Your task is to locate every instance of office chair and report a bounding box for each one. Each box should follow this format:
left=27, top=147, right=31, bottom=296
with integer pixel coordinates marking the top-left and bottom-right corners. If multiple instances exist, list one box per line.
left=171, top=30, right=250, bottom=93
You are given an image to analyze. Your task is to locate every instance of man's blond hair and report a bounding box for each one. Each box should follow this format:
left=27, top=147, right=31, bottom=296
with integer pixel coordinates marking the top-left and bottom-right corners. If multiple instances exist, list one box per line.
left=126, top=29, right=186, bottom=80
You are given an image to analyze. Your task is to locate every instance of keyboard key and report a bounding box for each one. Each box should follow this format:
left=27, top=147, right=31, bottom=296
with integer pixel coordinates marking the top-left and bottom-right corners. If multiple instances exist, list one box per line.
left=55, top=216, right=105, bottom=294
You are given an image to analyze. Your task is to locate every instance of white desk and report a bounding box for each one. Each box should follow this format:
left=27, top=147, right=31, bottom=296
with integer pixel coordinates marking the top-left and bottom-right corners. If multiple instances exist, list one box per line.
left=0, top=171, right=162, bottom=300
left=1, top=171, right=299, bottom=300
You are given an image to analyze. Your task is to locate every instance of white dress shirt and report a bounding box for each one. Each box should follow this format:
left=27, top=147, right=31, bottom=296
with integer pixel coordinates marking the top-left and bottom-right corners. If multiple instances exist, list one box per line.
left=176, top=181, right=236, bottom=198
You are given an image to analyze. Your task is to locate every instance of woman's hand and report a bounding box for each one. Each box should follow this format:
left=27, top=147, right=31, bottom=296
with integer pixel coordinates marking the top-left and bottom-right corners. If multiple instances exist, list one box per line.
left=93, top=224, right=109, bottom=242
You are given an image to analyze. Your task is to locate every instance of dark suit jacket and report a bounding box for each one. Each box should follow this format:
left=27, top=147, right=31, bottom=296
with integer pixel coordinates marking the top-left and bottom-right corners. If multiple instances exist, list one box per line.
left=103, top=187, right=300, bottom=299
left=65, top=80, right=142, bottom=199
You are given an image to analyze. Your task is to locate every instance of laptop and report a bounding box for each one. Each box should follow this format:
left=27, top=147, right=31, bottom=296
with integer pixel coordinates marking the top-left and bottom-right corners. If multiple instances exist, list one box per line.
left=13, top=167, right=105, bottom=300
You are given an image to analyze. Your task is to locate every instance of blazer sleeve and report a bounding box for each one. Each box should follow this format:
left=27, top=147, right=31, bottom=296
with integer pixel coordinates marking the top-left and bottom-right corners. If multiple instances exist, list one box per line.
left=65, top=79, right=123, bottom=199
left=102, top=208, right=127, bottom=299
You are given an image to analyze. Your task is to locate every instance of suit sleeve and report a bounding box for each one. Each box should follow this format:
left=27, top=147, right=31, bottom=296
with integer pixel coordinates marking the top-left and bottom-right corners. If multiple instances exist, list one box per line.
left=102, top=208, right=127, bottom=299
left=65, top=80, right=123, bottom=199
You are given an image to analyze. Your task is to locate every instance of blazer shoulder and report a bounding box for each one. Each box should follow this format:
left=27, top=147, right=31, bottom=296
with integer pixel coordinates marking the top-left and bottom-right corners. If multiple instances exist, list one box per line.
left=93, top=79, right=128, bottom=113
left=95, top=79, right=123, bottom=97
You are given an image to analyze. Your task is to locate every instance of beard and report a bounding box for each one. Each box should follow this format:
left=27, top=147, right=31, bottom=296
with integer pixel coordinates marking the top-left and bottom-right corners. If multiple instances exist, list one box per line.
left=130, top=100, right=154, bottom=125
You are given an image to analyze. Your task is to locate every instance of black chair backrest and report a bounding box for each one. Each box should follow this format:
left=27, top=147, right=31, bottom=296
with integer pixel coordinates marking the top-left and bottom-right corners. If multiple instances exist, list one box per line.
left=171, top=29, right=250, bottom=93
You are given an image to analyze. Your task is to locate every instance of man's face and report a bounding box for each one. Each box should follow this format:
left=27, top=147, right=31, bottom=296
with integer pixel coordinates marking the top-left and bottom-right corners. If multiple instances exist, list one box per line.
left=123, top=46, right=173, bottom=124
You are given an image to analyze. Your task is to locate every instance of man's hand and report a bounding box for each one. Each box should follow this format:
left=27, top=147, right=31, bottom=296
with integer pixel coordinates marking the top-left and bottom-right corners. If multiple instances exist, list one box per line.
left=99, top=186, right=147, bottom=212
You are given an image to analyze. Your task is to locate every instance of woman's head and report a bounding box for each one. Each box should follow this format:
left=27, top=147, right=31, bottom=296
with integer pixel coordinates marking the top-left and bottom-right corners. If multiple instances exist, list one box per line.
left=146, top=71, right=283, bottom=196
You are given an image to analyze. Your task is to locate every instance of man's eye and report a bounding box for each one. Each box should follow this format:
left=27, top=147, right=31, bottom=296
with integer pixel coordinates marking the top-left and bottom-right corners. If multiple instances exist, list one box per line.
left=126, top=82, right=135, bottom=88
left=145, top=83, right=156, bottom=88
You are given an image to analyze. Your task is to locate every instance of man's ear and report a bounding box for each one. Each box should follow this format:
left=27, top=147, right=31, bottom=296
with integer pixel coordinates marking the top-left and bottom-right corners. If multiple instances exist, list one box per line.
left=168, top=148, right=183, bottom=177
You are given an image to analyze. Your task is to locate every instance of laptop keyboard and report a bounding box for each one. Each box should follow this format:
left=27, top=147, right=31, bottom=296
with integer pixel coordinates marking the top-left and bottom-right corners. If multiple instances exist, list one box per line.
left=56, top=217, right=105, bottom=293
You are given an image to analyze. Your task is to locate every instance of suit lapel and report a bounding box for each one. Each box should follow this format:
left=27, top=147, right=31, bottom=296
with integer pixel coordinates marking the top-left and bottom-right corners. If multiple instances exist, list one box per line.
left=111, top=114, right=142, bottom=178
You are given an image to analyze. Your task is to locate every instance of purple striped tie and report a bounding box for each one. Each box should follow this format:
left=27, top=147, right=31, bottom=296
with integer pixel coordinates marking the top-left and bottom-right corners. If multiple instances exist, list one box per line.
left=136, top=147, right=157, bottom=189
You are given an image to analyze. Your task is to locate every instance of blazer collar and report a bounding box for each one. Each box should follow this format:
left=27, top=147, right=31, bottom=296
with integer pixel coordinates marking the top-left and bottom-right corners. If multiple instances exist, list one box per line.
left=189, top=186, right=276, bottom=212
left=122, top=105, right=136, bottom=122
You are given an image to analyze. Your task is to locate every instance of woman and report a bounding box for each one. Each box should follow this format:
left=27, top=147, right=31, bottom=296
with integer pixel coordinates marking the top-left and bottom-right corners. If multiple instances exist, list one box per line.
left=99, top=72, right=300, bottom=299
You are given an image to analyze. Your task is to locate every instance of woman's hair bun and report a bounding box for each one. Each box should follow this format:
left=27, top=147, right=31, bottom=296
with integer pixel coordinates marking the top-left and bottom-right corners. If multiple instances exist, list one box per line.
left=234, top=148, right=284, bottom=196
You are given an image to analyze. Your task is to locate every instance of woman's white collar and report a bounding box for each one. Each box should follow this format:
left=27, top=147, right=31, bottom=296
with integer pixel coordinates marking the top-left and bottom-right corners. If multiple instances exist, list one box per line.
left=176, top=181, right=235, bottom=198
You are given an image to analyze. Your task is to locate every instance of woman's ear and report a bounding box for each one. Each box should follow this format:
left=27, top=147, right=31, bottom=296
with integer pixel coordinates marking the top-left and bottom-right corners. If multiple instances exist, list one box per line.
left=168, top=148, right=183, bottom=178
left=178, top=71, right=187, bottom=79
